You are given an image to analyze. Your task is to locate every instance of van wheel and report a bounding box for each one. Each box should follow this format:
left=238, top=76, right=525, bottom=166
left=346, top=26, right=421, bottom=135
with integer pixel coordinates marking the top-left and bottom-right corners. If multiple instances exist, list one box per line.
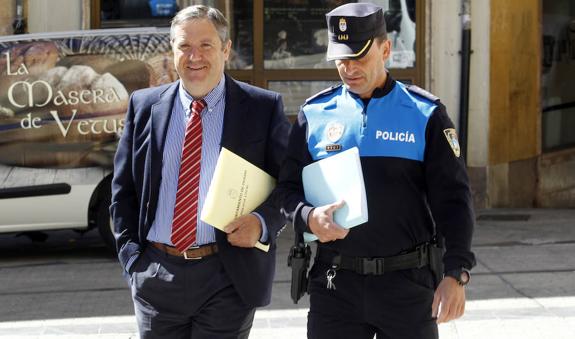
left=97, top=194, right=116, bottom=254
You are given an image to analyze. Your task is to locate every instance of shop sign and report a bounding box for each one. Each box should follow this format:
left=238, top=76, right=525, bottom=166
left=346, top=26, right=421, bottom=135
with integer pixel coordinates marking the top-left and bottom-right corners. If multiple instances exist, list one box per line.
left=0, top=28, right=176, bottom=168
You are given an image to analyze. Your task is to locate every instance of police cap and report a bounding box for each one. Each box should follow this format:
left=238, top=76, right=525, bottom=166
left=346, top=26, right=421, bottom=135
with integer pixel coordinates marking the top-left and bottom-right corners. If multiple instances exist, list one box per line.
left=325, top=2, right=386, bottom=61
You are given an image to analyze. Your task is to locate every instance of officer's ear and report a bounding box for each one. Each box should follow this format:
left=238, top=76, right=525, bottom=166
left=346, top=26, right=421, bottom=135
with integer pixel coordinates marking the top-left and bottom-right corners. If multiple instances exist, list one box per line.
left=383, top=39, right=391, bottom=61
left=379, top=38, right=392, bottom=62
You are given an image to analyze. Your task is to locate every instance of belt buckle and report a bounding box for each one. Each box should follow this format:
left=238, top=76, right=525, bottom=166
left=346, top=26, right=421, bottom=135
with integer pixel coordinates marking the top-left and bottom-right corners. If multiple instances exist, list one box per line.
left=362, top=258, right=383, bottom=275
left=183, top=245, right=202, bottom=260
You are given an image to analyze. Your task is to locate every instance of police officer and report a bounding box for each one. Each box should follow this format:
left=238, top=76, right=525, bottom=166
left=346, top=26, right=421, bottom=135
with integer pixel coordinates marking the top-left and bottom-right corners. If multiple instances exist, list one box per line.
left=276, top=3, right=476, bottom=338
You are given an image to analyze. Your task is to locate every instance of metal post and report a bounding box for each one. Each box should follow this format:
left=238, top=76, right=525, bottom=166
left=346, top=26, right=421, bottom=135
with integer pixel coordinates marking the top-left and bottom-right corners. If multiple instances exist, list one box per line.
left=459, top=0, right=471, bottom=163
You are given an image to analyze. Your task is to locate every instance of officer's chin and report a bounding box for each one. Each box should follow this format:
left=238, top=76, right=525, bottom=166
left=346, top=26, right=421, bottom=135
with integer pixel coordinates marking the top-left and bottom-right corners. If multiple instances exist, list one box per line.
left=343, top=83, right=365, bottom=96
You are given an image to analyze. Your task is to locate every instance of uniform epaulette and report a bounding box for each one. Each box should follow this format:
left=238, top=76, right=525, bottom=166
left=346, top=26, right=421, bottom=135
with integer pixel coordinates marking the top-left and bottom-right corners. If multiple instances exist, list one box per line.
left=406, top=85, right=440, bottom=103
left=304, top=83, right=342, bottom=104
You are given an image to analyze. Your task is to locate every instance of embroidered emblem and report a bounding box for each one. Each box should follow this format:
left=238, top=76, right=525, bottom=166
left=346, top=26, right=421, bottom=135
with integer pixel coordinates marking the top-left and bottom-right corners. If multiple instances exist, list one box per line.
left=326, top=121, right=345, bottom=143
left=339, top=18, right=347, bottom=32
left=443, top=128, right=461, bottom=158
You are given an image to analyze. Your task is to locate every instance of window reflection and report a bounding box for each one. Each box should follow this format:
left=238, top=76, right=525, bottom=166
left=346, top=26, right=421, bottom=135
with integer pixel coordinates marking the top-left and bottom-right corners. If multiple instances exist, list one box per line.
left=99, top=0, right=178, bottom=26
left=263, top=1, right=345, bottom=69
left=228, top=0, right=253, bottom=69
left=98, top=0, right=253, bottom=70
left=268, top=81, right=340, bottom=116
left=541, top=0, right=575, bottom=151
left=263, top=0, right=416, bottom=69
left=382, top=0, right=416, bottom=69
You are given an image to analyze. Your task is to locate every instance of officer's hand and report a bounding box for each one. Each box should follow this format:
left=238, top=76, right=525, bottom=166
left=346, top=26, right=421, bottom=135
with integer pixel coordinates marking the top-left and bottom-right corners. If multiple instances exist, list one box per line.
left=225, top=214, right=262, bottom=248
left=308, top=200, right=349, bottom=242
left=432, top=276, right=466, bottom=323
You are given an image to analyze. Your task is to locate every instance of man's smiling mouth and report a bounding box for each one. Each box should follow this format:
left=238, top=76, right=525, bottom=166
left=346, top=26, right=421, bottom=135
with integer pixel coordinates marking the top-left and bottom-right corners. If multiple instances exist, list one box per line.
left=188, top=65, right=207, bottom=71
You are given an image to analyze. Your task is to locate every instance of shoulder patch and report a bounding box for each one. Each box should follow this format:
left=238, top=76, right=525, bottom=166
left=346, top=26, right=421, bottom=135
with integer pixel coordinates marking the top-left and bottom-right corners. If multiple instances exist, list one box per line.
left=305, top=83, right=343, bottom=104
left=406, top=85, right=440, bottom=102
left=443, top=128, right=461, bottom=157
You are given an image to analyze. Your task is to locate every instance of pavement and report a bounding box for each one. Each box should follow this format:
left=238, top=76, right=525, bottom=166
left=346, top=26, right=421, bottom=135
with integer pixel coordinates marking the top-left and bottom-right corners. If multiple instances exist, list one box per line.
left=1, top=208, right=574, bottom=338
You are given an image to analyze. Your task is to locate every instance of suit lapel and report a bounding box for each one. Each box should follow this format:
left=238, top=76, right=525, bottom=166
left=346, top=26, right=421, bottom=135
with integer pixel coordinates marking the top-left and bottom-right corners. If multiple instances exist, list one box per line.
left=221, top=75, right=248, bottom=149
left=150, top=82, right=179, bottom=187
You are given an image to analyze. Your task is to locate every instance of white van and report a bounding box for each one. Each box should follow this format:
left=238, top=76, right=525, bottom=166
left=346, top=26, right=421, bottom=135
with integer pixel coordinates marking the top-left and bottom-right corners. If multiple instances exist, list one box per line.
left=0, top=28, right=175, bottom=251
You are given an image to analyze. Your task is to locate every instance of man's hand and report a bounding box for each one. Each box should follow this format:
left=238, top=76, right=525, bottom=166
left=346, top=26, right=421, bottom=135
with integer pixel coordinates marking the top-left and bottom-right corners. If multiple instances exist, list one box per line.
left=432, top=276, right=466, bottom=323
left=225, top=214, right=262, bottom=248
left=308, top=200, right=349, bottom=242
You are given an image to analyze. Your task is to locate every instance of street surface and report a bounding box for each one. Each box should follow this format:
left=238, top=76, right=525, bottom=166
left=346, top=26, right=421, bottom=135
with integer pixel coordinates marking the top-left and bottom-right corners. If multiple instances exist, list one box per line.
left=0, top=208, right=574, bottom=338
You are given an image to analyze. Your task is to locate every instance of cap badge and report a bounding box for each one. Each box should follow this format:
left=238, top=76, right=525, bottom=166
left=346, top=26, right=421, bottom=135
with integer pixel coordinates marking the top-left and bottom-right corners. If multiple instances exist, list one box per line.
left=326, top=121, right=345, bottom=143
left=339, top=18, right=347, bottom=32
left=443, top=128, right=461, bottom=158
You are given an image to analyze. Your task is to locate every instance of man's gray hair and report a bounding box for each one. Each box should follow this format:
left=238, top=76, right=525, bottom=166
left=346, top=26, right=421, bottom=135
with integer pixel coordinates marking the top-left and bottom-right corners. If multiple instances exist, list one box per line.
left=170, top=5, right=229, bottom=44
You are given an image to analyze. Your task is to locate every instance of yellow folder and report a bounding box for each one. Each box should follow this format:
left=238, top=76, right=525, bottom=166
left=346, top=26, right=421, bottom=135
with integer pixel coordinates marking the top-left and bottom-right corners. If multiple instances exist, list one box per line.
left=200, top=147, right=274, bottom=252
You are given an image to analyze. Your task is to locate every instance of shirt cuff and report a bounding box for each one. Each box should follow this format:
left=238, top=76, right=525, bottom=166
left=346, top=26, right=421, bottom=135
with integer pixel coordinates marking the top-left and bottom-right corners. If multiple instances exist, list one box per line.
left=251, top=212, right=269, bottom=243
left=125, top=252, right=140, bottom=275
left=299, top=205, right=315, bottom=233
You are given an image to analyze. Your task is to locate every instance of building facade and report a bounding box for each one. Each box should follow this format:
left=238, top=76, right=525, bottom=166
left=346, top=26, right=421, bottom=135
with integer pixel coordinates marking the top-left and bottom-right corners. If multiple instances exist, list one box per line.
left=1, top=0, right=574, bottom=208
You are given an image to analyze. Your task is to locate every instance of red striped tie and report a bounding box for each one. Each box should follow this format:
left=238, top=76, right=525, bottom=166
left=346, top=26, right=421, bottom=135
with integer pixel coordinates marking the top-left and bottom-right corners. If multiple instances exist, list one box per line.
left=171, top=99, right=205, bottom=252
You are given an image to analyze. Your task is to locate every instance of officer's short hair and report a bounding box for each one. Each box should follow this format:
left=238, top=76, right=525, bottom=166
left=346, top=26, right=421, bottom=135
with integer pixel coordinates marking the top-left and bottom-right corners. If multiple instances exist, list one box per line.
left=170, top=5, right=229, bottom=45
left=374, top=33, right=388, bottom=45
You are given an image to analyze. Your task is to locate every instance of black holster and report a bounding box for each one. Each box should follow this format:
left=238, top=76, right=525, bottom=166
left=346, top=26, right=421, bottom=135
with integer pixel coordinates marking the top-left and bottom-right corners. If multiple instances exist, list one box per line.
left=287, top=228, right=311, bottom=304
left=428, top=236, right=445, bottom=289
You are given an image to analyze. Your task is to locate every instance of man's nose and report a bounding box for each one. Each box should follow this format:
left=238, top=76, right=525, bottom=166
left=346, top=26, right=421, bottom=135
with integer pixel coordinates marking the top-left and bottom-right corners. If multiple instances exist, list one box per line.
left=188, top=47, right=203, bottom=60
left=340, top=59, right=357, bottom=72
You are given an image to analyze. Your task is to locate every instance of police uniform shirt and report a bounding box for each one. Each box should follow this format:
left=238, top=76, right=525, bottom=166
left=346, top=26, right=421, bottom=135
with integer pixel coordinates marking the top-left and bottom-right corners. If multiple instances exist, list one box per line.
left=277, top=75, right=476, bottom=272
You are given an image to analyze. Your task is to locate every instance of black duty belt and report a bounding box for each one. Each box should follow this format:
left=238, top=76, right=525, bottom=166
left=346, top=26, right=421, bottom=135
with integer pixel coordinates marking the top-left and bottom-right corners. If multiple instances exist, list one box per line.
left=316, top=244, right=430, bottom=275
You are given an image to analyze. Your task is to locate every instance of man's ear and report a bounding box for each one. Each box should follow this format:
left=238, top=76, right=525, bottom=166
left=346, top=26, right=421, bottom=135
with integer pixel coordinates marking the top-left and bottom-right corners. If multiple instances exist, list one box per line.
left=381, top=39, right=392, bottom=61
left=223, top=39, right=232, bottom=61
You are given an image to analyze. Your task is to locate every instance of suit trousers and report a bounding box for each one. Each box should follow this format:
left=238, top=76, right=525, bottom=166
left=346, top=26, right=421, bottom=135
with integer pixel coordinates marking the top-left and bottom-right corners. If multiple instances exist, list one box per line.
left=307, top=260, right=438, bottom=339
left=130, top=245, right=255, bottom=339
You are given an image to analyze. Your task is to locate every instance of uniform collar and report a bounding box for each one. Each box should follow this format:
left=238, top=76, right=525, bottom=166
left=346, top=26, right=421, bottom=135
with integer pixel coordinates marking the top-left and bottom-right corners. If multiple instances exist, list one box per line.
left=347, top=71, right=396, bottom=102
left=372, top=72, right=395, bottom=98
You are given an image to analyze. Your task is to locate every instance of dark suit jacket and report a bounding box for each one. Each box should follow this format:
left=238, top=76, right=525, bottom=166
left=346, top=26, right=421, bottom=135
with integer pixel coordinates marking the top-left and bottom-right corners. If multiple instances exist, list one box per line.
left=110, top=75, right=290, bottom=307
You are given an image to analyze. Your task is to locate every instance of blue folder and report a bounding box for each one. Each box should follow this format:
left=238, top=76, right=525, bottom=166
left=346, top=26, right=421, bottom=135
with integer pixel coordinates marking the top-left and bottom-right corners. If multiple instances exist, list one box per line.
left=302, top=147, right=368, bottom=242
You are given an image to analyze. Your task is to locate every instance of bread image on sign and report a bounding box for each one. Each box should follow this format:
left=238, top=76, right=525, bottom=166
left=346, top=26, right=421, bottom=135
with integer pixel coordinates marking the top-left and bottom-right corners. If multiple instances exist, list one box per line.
left=0, top=32, right=178, bottom=168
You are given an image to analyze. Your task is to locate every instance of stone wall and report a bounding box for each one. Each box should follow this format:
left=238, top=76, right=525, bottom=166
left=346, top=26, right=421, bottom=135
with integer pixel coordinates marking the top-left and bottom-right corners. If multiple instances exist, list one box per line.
left=537, top=149, right=575, bottom=207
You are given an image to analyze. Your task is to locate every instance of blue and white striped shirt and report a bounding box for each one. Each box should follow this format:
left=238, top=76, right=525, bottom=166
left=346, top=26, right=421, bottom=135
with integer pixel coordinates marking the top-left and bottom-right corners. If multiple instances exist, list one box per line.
left=147, top=77, right=268, bottom=246
left=147, top=78, right=226, bottom=245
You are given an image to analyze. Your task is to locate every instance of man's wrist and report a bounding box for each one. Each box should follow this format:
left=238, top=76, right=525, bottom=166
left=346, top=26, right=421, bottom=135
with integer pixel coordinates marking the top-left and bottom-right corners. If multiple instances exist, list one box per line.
left=444, top=267, right=471, bottom=286
left=251, top=212, right=268, bottom=242
left=307, top=208, right=316, bottom=225
left=298, top=205, right=315, bottom=233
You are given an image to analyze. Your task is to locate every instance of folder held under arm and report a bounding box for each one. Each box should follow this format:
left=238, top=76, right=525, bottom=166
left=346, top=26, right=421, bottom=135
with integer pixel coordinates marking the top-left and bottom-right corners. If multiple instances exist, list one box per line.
left=200, top=147, right=274, bottom=252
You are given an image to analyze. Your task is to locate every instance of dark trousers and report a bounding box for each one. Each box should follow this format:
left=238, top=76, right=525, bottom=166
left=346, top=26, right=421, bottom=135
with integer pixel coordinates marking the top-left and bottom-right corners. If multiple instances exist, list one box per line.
left=130, top=245, right=255, bottom=339
left=307, top=260, right=438, bottom=339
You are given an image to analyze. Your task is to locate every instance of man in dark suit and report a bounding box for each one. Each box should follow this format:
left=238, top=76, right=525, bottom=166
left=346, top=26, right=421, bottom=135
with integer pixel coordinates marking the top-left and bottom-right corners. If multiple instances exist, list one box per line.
left=110, top=5, right=290, bottom=338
